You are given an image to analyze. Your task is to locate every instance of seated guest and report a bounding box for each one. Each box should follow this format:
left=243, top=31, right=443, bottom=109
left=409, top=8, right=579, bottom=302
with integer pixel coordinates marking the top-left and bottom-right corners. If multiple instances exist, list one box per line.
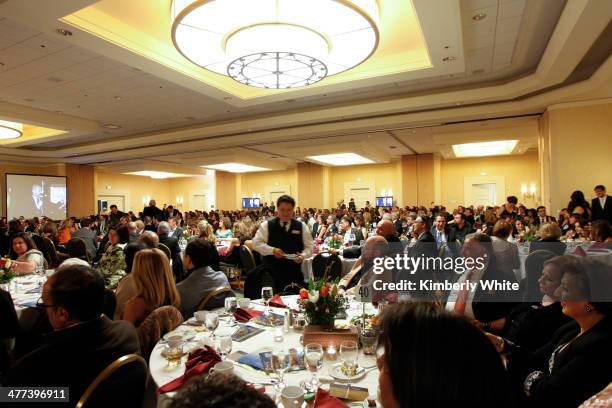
left=168, top=216, right=183, bottom=239
left=57, top=218, right=73, bottom=246
left=71, top=218, right=98, bottom=260
left=590, top=219, right=612, bottom=249
left=197, top=220, right=221, bottom=271
left=535, top=206, right=556, bottom=226
left=339, top=236, right=389, bottom=293
left=158, top=221, right=184, bottom=281
left=0, top=288, right=19, bottom=377
left=499, top=256, right=573, bottom=350
left=168, top=373, right=276, bottom=408
left=530, top=223, right=566, bottom=256
left=488, top=258, right=612, bottom=408
left=138, top=230, right=159, bottom=248
left=431, top=214, right=457, bottom=257
left=143, top=216, right=156, bottom=232
left=97, top=225, right=129, bottom=289
left=376, top=219, right=401, bottom=252
left=323, top=214, right=338, bottom=238
left=122, top=249, right=181, bottom=326
left=177, top=239, right=230, bottom=318
left=354, top=214, right=368, bottom=240
left=8, top=232, right=46, bottom=275
left=377, top=302, right=514, bottom=408
left=567, top=190, right=592, bottom=221
left=339, top=216, right=364, bottom=245
left=114, top=241, right=146, bottom=320
left=4, top=265, right=140, bottom=406
left=64, top=237, right=90, bottom=263
left=491, top=220, right=520, bottom=280
left=446, top=233, right=517, bottom=324
left=215, top=217, right=233, bottom=239
left=451, top=213, right=474, bottom=244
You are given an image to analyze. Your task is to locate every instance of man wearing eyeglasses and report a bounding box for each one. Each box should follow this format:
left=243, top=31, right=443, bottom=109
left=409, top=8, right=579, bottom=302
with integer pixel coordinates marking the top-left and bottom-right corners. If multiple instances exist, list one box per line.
left=4, top=265, right=140, bottom=406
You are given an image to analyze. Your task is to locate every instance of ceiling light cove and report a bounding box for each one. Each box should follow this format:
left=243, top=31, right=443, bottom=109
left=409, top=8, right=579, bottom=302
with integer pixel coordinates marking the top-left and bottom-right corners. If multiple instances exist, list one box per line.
left=125, top=171, right=192, bottom=179
left=306, top=153, right=375, bottom=166
left=171, top=0, right=379, bottom=89
left=0, top=119, right=24, bottom=140
left=203, top=163, right=271, bottom=173
left=452, top=140, right=519, bottom=158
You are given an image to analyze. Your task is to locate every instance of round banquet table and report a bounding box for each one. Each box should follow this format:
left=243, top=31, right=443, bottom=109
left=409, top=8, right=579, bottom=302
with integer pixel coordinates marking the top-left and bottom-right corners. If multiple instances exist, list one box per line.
left=301, top=255, right=358, bottom=282
left=4, top=273, right=48, bottom=318
left=149, top=295, right=379, bottom=408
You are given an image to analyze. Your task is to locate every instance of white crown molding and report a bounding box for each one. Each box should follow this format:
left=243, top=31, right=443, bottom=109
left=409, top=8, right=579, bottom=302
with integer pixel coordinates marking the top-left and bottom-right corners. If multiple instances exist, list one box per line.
left=546, top=98, right=612, bottom=111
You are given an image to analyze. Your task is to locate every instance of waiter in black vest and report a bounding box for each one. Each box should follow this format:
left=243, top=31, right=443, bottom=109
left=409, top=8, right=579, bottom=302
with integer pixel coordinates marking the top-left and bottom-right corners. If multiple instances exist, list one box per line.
left=253, top=195, right=313, bottom=293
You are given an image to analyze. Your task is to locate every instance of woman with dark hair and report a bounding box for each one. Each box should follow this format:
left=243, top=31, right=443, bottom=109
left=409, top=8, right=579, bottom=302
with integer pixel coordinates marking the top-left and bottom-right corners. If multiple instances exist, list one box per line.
left=96, top=225, right=129, bottom=289
left=215, top=216, right=233, bottom=239
left=568, top=191, right=592, bottom=220
left=7, top=232, right=46, bottom=275
left=377, top=302, right=514, bottom=408
left=590, top=219, right=612, bottom=249
left=64, top=237, right=89, bottom=263
left=487, top=258, right=612, bottom=407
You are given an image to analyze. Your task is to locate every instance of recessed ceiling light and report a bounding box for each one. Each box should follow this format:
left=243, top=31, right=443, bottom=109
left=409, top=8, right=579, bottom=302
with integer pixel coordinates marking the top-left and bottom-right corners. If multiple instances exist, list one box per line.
left=442, top=56, right=457, bottom=62
left=0, top=119, right=23, bottom=140
left=203, top=163, right=271, bottom=173
left=56, top=28, right=73, bottom=36
left=452, top=140, right=519, bottom=158
left=472, top=13, right=487, bottom=21
left=102, top=123, right=121, bottom=129
left=306, top=153, right=374, bottom=166
left=40, top=44, right=46, bottom=48
left=0, top=62, right=5, bottom=66
left=125, top=171, right=192, bottom=179
left=113, top=96, right=121, bottom=100
left=389, top=146, right=397, bottom=149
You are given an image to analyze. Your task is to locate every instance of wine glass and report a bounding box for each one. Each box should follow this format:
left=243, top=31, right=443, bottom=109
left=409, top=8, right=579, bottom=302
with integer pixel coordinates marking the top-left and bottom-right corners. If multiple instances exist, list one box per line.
left=305, top=343, right=324, bottom=390
left=225, top=297, right=238, bottom=326
left=273, top=348, right=289, bottom=391
left=340, top=341, right=358, bottom=391
left=261, top=286, right=273, bottom=315
left=216, top=334, right=233, bottom=360
left=205, top=312, right=219, bottom=340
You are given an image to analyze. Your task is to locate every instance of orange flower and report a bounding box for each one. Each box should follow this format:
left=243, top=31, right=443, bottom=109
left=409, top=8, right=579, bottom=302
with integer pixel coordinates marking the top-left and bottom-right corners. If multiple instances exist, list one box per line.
left=320, top=285, right=329, bottom=297
left=299, top=288, right=309, bottom=299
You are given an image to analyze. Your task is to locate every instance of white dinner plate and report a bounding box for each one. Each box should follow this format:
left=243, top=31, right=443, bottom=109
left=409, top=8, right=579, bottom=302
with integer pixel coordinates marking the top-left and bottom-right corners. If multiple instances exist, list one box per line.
left=329, top=363, right=367, bottom=381
left=163, top=327, right=196, bottom=342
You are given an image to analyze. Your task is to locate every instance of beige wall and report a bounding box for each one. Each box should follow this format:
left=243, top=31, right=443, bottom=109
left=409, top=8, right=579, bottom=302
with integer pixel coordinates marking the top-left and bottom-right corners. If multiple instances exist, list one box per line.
left=95, top=170, right=171, bottom=213
left=541, top=102, right=612, bottom=214
left=239, top=168, right=298, bottom=206
left=297, top=163, right=325, bottom=209
left=440, top=152, right=540, bottom=208
left=65, top=164, right=95, bottom=217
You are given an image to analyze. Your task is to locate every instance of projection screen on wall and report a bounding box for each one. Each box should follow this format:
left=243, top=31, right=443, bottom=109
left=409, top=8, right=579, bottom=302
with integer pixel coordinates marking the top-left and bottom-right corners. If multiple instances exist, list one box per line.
left=6, top=174, right=67, bottom=220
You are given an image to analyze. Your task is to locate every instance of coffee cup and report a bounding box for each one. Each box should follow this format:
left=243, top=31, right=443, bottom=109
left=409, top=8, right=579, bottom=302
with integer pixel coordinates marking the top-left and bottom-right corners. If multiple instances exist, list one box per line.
left=194, top=311, right=207, bottom=324
left=209, top=360, right=234, bottom=376
left=281, top=386, right=305, bottom=407
left=238, top=298, right=251, bottom=308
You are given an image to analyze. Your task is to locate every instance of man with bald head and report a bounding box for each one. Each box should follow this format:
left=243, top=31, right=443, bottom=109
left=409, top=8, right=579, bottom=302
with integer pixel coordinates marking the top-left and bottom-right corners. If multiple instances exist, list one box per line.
left=376, top=219, right=402, bottom=256
left=339, top=235, right=389, bottom=293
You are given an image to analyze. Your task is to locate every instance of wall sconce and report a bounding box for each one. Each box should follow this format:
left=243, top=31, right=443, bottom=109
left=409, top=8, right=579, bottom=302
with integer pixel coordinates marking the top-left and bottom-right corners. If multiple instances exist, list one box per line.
left=176, top=196, right=184, bottom=207
left=380, top=189, right=392, bottom=196
left=142, top=196, right=150, bottom=205
left=521, top=183, right=537, bottom=199
left=380, top=189, right=386, bottom=196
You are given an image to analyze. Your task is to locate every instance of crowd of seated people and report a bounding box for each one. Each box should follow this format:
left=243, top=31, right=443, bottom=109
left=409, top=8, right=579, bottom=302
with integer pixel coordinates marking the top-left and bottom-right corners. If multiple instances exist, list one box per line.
left=0, top=184, right=610, bottom=406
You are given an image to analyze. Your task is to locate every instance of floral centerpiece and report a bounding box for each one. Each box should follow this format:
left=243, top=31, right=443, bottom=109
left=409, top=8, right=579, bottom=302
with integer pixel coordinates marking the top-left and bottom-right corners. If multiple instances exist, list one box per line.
left=298, top=274, right=345, bottom=329
left=0, top=257, right=16, bottom=284
left=327, top=235, right=342, bottom=250
left=522, top=225, right=539, bottom=242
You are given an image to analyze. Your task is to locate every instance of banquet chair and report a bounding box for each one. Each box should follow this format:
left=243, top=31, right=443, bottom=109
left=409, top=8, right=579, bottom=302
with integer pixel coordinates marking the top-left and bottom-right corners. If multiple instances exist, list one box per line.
left=281, top=282, right=303, bottom=296
left=76, top=354, right=147, bottom=408
left=197, top=287, right=235, bottom=311
left=137, top=306, right=183, bottom=361
left=65, top=237, right=91, bottom=264
left=157, top=243, right=172, bottom=261
left=312, top=253, right=342, bottom=281
left=520, top=249, right=556, bottom=301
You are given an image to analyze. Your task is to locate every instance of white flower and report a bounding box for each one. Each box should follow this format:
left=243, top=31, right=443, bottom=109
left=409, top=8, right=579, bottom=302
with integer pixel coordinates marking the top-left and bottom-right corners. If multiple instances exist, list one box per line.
left=308, top=291, right=319, bottom=303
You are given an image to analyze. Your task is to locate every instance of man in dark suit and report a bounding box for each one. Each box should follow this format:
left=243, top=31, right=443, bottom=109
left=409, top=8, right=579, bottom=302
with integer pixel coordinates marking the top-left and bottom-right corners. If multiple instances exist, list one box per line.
left=168, top=217, right=184, bottom=239
left=5, top=265, right=140, bottom=406
left=158, top=221, right=184, bottom=281
left=339, top=216, right=364, bottom=245
left=451, top=213, right=474, bottom=244
left=431, top=214, right=458, bottom=258
left=71, top=218, right=99, bottom=260
left=376, top=219, right=402, bottom=256
left=402, top=216, right=439, bottom=299
left=108, top=204, right=126, bottom=226
left=348, top=198, right=356, bottom=212
left=142, top=199, right=163, bottom=220
left=592, top=185, right=612, bottom=223
left=534, top=205, right=556, bottom=226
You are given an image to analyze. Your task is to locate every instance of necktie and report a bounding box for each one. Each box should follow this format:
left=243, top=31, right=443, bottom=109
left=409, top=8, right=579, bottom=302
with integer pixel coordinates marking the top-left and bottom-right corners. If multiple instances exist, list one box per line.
left=436, top=231, right=442, bottom=249
left=453, top=270, right=474, bottom=315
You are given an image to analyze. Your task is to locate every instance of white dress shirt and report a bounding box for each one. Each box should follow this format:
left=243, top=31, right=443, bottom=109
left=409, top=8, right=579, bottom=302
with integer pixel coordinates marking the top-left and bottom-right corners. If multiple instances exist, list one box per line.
left=600, top=195, right=607, bottom=209
left=252, top=219, right=313, bottom=258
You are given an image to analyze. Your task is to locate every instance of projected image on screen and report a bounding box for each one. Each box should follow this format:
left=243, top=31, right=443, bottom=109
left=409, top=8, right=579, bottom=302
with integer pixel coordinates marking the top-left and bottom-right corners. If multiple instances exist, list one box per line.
left=6, top=174, right=67, bottom=220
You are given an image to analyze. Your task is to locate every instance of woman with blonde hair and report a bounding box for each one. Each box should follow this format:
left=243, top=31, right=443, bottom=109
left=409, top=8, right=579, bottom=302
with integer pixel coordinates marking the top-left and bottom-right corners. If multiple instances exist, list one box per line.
left=530, top=222, right=567, bottom=256
left=122, top=248, right=181, bottom=326
left=196, top=220, right=221, bottom=270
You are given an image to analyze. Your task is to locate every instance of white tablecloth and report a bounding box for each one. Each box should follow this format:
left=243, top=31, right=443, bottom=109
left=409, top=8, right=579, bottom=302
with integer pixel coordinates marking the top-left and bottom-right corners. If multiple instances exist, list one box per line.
left=149, top=296, right=378, bottom=407
left=4, top=274, right=47, bottom=317
left=301, top=255, right=358, bottom=282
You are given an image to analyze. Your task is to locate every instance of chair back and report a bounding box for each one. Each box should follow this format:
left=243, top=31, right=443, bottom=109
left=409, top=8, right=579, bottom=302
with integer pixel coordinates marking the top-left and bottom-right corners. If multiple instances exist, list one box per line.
left=239, top=245, right=257, bottom=273
left=197, top=287, right=235, bottom=311
left=282, top=282, right=303, bottom=296
left=137, top=305, right=183, bottom=360
left=522, top=249, right=556, bottom=302
left=66, top=237, right=90, bottom=263
left=312, top=253, right=342, bottom=281
left=157, top=243, right=172, bottom=261
left=76, top=354, right=147, bottom=408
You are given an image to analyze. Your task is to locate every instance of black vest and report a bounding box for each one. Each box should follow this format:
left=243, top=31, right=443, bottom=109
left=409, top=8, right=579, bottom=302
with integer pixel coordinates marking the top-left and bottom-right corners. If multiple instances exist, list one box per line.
left=266, top=217, right=304, bottom=254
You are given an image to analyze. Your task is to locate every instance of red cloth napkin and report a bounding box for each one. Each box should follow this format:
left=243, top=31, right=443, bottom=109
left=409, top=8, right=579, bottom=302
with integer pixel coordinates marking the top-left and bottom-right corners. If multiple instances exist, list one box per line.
left=157, top=346, right=221, bottom=394
left=269, top=294, right=287, bottom=308
left=573, top=246, right=587, bottom=257
left=315, top=387, right=348, bottom=408
left=217, top=246, right=229, bottom=257
left=234, top=307, right=264, bottom=323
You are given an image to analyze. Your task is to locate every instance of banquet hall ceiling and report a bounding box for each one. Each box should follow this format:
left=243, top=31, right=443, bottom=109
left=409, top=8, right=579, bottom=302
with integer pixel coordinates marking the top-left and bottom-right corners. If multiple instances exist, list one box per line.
left=0, top=0, right=611, bottom=173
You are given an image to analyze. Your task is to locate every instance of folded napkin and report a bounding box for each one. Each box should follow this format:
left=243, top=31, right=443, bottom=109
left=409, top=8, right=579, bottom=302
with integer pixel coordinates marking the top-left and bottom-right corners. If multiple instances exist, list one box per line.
left=237, top=352, right=264, bottom=370
left=268, top=294, right=287, bottom=308
left=315, top=387, right=348, bottom=408
left=573, top=246, right=587, bottom=257
left=234, top=308, right=263, bottom=323
left=217, top=246, right=229, bottom=257
left=588, top=242, right=609, bottom=251
left=157, top=346, right=221, bottom=394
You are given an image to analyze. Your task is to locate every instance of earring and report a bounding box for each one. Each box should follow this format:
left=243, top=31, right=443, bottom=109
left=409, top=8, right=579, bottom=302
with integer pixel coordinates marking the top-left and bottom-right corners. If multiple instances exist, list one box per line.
left=585, top=304, right=593, bottom=312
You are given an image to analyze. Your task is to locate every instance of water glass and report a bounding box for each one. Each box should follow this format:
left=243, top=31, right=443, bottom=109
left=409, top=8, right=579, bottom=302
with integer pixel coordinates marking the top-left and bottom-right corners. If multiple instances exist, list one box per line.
left=360, top=328, right=378, bottom=355
left=216, top=334, right=233, bottom=360
left=261, top=286, right=273, bottom=314
left=273, top=348, right=289, bottom=389
left=340, top=341, right=358, bottom=389
left=225, top=297, right=238, bottom=326
left=165, top=336, right=184, bottom=368
left=205, top=312, right=219, bottom=339
left=305, top=343, right=323, bottom=390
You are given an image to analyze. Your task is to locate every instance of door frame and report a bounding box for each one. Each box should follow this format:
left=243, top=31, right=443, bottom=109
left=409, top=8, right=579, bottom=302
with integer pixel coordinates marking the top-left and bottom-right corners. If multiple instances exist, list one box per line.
left=463, top=176, right=505, bottom=206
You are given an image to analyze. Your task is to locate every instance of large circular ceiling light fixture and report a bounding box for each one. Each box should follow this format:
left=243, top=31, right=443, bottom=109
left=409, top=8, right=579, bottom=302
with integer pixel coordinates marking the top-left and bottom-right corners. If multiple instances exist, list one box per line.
left=0, top=119, right=23, bottom=140
left=171, top=0, right=379, bottom=89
